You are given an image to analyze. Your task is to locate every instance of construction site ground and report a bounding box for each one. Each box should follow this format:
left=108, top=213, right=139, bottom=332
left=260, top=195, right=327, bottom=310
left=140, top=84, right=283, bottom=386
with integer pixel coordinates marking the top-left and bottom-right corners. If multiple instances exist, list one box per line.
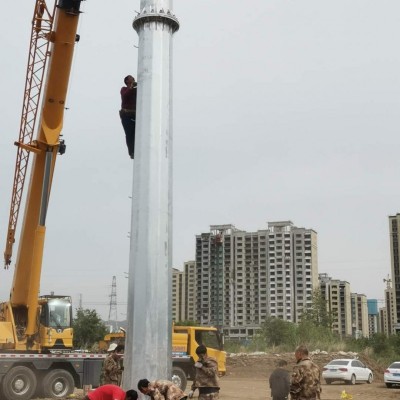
left=68, top=351, right=400, bottom=400
left=215, top=351, right=400, bottom=399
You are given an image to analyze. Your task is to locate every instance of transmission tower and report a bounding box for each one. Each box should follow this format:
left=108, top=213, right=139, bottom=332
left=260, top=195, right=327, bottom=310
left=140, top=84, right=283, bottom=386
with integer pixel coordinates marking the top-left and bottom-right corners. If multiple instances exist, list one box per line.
left=108, top=276, right=118, bottom=332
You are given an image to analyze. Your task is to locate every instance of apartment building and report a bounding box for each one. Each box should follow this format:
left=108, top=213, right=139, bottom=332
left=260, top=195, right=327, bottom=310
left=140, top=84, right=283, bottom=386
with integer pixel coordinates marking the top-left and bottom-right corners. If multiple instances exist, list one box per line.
left=183, top=260, right=197, bottom=321
left=268, top=222, right=319, bottom=322
left=367, top=299, right=380, bottom=336
left=351, top=293, right=369, bottom=338
left=172, top=268, right=184, bottom=322
left=381, top=279, right=397, bottom=335
left=319, top=273, right=352, bottom=337
left=194, top=221, right=319, bottom=339
left=380, top=307, right=388, bottom=334
left=389, top=214, right=400, bottom=331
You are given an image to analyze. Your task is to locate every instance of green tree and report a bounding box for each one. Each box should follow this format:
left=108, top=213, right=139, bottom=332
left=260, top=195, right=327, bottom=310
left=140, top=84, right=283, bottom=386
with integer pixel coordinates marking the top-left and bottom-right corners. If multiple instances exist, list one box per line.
left=301, top=289, right=336, bottom=328
left=259, top=316, right=296, bottom=347
left=297, top=319, right=337, bottom=347
left=369, top=332, right=390, bottom=355
left=73, top=308, right=108, bottom=349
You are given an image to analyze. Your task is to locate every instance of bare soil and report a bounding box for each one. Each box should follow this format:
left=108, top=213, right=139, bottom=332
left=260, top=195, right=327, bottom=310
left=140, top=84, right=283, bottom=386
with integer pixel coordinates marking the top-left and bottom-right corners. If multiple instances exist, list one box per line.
left=69, top=352, right=399, bottom=400
left=216, top=352, right=400, bottom=399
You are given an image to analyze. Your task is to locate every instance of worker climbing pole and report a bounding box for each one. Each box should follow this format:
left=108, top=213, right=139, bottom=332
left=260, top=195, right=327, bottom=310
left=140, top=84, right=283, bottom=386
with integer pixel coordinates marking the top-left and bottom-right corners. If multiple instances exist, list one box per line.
left=119, top=75, right=137, bottom=159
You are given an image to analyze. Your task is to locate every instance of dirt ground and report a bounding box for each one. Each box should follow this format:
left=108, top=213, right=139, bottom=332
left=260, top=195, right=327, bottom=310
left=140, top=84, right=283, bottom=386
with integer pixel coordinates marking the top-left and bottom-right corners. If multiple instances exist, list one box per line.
left=71, top=352, right=399, bottom=400
left=215, top=351, right=400, bottom=399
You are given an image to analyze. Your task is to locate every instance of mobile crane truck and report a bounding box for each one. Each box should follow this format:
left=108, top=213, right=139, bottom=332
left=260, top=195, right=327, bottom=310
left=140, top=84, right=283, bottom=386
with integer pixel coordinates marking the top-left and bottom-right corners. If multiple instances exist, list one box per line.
left=0, top=1, right=106, bottom=400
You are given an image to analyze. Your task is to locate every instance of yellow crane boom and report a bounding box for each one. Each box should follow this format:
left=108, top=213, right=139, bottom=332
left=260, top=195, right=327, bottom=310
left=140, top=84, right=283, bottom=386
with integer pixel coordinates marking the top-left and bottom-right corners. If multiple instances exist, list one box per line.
left=1, top=0, right=81, bottom=351
left=4, top=0, right=56, bottom=268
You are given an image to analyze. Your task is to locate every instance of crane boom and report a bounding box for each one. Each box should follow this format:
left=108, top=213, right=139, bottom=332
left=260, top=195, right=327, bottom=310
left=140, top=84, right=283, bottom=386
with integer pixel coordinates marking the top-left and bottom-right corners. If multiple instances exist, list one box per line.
left=4, top=0, right=56, bottom=269
left=1, top=0, right=82, bottom=351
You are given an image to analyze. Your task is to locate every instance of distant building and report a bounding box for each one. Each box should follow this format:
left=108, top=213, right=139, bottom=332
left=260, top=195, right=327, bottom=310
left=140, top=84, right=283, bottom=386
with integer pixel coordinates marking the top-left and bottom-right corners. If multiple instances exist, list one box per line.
left=351, top=293, right=369, bottom=338
left=389, top=214, right=400, bottom=330
left=367, top=299, right=380, bottom=336
left=183, top=260, right=196, bottom=321
left=172, top=268, right=184, bottom=322
left=379, top=307, right=387, bottom=334
left=380, top=278, right=397, bottom=335
left=172, top=261, right=197, bottom=323
left=194, top=221, right=319, bottom=339
left=319, top=273, right=352, bottom=337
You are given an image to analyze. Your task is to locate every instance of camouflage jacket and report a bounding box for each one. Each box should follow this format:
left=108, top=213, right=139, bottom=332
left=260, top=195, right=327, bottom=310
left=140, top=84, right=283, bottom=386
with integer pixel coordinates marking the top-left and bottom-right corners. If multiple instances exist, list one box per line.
left=290, top=358, right=321, bottom=400
left=148, top=380, right=187, bottom=400
left=102, top=354, right=122, bottom=385
left=191, top=355, right=220, bottom=390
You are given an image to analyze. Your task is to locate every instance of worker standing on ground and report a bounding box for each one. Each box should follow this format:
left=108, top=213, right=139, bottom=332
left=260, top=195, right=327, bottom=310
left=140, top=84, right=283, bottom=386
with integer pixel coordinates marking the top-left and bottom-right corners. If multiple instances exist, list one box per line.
left=137, top=379, right=187, bottom=400
left=102, top=343, right=124, bottom=386
left=84, top=384, right=137, bottom=400
left=290, top=345, right=321, bottom=400
left=188, top=345, right=220, bottom=400
left=269, top=359, right=290, bottom=400
left=119, top=75, right=137, bottom=159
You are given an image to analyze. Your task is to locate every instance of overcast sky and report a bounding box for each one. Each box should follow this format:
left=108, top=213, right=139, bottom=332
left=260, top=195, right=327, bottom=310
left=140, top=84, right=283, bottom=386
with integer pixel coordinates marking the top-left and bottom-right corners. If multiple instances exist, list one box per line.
left=1, top=1, right=399, bottom=320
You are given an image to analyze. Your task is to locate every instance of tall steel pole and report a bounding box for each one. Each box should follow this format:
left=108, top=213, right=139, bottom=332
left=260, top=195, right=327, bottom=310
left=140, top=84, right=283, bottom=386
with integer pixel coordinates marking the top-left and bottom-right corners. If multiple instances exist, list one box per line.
left=123, top=0, right=179, bottom=391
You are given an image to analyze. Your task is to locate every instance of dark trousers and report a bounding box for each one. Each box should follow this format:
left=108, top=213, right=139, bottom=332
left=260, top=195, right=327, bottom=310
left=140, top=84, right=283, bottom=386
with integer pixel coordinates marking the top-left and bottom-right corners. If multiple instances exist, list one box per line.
left=119, top=111, right=136, bottom=157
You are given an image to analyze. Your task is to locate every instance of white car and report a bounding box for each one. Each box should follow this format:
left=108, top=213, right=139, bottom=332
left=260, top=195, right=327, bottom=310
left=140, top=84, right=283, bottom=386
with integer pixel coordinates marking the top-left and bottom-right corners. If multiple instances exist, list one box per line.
left=322, top=359, right=373, bottom=385
left=384, top=361, right=400, bottom=388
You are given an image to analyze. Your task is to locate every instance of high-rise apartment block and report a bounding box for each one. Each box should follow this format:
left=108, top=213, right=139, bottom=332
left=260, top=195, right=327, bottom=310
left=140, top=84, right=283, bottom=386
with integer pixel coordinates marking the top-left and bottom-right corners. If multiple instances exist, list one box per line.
left=351, top=293, right=369, bottom=338
left=183, top=261, right=196, bottom=321
left=367, top=299, right=380, bottom=337
left=192, top=221, right=318, bottom=339
left=172, top=262, right=197, bottom=323
left=172, top=268, right=184, bottom=322
left=319, top=273, right=352, bottom=337
left=380, top=277, right=397, bottom=335
left=389, top=214, right=400, bottom=331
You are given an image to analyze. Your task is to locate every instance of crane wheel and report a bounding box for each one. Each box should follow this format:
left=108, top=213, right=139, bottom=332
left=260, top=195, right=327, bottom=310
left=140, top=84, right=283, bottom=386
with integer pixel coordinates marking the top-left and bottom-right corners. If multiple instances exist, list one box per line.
left=2, top=366, right=37, bottom=400
left=42, top=369, right=75, bottom=399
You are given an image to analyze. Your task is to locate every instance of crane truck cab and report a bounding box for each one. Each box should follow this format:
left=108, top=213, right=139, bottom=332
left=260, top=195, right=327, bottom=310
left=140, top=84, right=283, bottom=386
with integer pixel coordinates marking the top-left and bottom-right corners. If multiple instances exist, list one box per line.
left=0, top=295, right=73, bottom=351
left=39, top=295, right=73, bottom=349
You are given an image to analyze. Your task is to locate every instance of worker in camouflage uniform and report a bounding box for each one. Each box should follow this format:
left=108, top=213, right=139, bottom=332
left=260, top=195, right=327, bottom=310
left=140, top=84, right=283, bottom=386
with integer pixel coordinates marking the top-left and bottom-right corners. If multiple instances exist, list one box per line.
left=102, top=343, right=124, bottom=386
left=137, top=379, right=187, bottom=400
left=290, top=345, right=321, bottom=400
left=188, top=345, right=220, bottom=400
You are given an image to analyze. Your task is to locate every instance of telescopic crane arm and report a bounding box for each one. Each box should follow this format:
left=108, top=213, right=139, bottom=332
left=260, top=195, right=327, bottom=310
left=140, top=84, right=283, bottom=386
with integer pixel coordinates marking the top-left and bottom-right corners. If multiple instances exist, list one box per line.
left=1, top=0, right=82, bottom=350
left=4, top=0, right=56, bottom=269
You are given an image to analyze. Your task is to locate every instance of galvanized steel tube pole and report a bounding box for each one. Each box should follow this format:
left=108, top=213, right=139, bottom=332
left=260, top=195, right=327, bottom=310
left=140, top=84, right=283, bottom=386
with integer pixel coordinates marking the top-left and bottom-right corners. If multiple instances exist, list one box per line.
left=123, top=0, right=179, bottom=390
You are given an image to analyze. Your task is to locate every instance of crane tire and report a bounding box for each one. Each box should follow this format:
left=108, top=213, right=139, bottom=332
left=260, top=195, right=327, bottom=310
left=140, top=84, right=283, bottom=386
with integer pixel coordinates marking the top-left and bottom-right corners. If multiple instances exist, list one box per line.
left=42, top=369, right=75, bottom=399
left=2, top=366, right=37, bottom=400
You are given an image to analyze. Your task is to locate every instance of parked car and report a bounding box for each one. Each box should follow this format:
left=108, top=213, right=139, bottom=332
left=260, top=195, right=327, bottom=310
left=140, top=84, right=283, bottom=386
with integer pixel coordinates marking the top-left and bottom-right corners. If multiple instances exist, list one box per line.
left=322, top=359, right=373, bottom=385
left=384, top=361, right=400, bottom=388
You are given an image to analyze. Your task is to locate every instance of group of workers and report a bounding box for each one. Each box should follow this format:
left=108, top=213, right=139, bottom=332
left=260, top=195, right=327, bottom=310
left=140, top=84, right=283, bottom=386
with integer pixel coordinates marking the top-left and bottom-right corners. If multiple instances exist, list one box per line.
left=87, top=344, right=220, bottom=400
left=269, top=345, right=322, bottom=400
left=91, top=340, right=321, bottom=400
